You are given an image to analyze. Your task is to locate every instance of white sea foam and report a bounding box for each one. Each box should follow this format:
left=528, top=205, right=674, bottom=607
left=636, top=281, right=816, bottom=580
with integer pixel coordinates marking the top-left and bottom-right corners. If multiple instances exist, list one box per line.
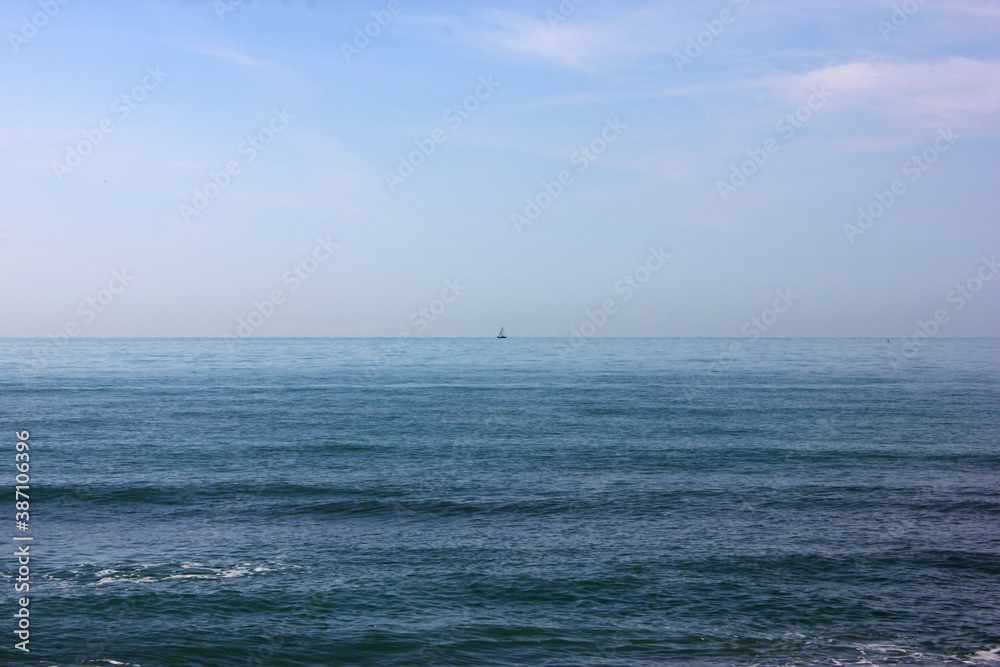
left=96, top=576, right=157, bottom=585
left=748, top=645, right=1000, bottom=666
left=77, top=561, right=289, bottom=585
left=966, top=647, right=1000, bottom=664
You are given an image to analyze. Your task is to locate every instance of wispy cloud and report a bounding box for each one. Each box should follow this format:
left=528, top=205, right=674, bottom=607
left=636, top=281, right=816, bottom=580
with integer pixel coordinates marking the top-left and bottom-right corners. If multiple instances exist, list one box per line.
left=169, top=41, right=314, bottom=90
left=466, top=5, right=685, bottom=71
left=778, top=57, right=1000, bottom=136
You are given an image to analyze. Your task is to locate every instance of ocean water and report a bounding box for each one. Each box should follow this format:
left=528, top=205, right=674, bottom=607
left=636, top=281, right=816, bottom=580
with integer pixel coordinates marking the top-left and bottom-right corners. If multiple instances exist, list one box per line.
left=2, top=337, right=999, bottom=667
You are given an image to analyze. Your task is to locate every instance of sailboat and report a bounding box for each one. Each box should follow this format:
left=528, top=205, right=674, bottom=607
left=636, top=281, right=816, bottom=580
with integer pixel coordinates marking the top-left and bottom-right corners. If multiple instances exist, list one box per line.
left=497, top=327, right=507, bottom=339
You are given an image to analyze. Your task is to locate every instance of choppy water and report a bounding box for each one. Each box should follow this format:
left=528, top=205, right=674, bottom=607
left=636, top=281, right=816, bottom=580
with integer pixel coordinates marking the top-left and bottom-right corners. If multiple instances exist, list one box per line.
left=2, top=338, right=999, bottom=666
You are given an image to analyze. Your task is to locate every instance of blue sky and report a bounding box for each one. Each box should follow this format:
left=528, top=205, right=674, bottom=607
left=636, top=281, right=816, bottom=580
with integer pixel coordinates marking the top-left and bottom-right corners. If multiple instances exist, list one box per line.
left=1, top=0, right=998, bottom=338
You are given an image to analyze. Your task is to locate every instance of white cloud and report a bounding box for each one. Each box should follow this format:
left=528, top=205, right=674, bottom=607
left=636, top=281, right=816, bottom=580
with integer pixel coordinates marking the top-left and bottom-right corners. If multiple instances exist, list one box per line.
left=468, top=5, right=684, bottom=71
left=777, top=57, right=1000, bottom=137
left=170, top=41, right=315, bottom=91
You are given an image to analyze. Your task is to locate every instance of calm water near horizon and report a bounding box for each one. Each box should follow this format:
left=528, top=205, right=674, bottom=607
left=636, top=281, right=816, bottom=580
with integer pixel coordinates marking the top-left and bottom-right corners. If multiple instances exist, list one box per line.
left=2, top=337, right=998, bottom=666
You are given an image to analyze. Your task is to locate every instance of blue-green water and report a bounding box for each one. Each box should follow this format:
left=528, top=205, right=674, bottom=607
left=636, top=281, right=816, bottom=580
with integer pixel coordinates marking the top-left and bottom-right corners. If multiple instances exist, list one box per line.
left=2, top=338, right=999, bottom=666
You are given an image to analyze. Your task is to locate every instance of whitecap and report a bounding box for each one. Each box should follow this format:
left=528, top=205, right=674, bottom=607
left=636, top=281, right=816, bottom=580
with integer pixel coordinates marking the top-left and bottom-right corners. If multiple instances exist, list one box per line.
left=967, top=647, right=1000, bottom=664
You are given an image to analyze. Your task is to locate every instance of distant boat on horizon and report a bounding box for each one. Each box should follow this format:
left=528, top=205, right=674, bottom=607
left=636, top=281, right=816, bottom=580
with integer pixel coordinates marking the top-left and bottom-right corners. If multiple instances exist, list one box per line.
left=497, top=327, right=507, bottom=339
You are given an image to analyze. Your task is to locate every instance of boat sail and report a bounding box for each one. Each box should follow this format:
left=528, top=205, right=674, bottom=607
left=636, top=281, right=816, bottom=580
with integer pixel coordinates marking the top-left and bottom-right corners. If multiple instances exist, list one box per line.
left=497, top=327, right=507, bottom=339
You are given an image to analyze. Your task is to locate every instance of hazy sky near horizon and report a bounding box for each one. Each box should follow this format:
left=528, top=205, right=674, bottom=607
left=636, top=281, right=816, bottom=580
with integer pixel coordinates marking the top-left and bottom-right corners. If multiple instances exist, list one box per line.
left=1, top=0, right=998, bottom=338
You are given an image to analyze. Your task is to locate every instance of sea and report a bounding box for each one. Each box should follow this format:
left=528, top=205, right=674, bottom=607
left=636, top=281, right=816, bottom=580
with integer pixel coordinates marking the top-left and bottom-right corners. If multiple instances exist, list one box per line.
left=1, top=337, right=998, bottom=667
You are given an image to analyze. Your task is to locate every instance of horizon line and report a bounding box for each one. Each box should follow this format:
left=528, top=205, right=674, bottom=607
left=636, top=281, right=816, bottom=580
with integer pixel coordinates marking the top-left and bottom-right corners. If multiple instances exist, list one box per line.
left=3, top=336, right=999, bottom=341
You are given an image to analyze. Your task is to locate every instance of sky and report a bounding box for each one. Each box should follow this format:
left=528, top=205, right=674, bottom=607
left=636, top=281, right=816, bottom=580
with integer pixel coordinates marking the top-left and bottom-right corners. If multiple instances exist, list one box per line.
left=1, top=0, right=998, bottom=338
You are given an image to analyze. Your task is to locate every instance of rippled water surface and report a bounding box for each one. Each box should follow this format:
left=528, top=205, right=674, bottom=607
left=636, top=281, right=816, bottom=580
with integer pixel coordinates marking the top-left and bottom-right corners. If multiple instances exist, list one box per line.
left=2, top=338, right=998, bottom=666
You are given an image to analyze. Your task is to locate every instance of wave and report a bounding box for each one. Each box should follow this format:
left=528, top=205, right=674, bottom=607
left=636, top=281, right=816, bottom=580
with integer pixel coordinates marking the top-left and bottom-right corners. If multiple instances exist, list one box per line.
left=744, top=644, right=1000, bottom=666
left=40, top=561, right=297, bottom=587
